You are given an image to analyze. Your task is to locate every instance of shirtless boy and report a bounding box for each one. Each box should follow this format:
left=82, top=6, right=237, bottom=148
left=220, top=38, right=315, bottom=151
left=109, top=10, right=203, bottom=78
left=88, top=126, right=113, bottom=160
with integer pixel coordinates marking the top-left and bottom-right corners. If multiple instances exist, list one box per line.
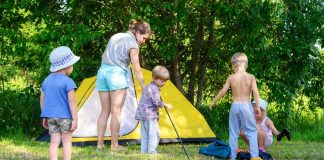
left=210, top=52, right=262, bottom=160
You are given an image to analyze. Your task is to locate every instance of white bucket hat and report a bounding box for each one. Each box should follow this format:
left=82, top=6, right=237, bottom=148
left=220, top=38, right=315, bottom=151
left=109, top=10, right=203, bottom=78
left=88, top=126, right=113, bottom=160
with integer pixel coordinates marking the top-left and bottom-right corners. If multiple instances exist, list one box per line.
left=252, top=98, right=268, bottom=111
left=49, top=46, right=80, bottom=72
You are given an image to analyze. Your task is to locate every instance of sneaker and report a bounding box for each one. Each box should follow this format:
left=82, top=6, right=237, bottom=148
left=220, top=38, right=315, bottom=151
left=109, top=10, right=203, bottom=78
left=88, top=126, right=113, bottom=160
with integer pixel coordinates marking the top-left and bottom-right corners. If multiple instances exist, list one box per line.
left=259, top=150, right=273, bottom=160
left=282, top=128, right=291, bottom=141
left=277, top=132, right=283, bottom=142
left=277, top=128, right=291, bottom=141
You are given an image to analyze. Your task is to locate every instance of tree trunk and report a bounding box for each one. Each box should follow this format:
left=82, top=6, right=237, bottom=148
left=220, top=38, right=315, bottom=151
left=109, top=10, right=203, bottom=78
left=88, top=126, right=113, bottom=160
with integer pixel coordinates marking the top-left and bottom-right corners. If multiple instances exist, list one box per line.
left=187, top=11, right=205, bottom=104
left=195, top=61, right=207, bottom=107
left=195, top=6, right=216, bottom=107
left=171, top=56, right=185, bottom=94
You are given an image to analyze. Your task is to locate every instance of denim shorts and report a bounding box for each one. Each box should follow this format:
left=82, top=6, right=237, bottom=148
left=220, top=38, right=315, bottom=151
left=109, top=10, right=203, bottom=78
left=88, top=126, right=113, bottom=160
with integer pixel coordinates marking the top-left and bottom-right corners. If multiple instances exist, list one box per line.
left=96, top=64, right=128, bottom=91
left=47, top=118, right=72, bottom=134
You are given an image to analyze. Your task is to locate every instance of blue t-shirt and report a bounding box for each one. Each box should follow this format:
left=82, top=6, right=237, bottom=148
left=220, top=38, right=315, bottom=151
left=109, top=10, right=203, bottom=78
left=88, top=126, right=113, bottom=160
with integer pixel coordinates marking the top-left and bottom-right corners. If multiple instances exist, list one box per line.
left=40, top=73, right=77, bottom=119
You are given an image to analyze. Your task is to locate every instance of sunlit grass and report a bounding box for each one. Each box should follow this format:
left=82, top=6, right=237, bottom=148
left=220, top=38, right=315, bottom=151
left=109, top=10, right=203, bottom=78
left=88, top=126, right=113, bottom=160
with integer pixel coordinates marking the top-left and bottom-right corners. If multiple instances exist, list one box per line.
left=1, top=136, right=324, bottom=160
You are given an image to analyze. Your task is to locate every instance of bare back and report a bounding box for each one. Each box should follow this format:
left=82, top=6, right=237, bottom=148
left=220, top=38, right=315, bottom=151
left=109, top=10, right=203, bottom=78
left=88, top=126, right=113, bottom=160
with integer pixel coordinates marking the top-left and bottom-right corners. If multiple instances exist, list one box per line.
left=210, top=69, right=260, bottom=109
left=229, top=71, right=256, bottom=102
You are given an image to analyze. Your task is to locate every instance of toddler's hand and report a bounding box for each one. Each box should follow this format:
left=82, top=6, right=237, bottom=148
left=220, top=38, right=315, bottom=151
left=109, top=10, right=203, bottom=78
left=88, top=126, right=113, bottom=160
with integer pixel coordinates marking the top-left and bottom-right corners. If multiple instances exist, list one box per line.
left=254, top=107, right=261, bottom=117
left=165, top=103, right=172, bottom=109
left=70, top=120, right=78, bottom=132
left=42, top=118, right=48, bottom=129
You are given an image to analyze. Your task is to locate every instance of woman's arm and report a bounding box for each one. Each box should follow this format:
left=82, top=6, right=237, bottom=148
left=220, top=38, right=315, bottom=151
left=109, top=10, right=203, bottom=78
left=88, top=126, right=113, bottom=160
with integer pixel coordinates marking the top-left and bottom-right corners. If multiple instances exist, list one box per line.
left=130, top=48, right=145, bottom=89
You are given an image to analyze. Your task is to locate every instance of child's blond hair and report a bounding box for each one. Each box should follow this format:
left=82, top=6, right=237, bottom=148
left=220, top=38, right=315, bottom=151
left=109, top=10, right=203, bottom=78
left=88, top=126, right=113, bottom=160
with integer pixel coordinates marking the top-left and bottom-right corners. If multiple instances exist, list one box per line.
left=231, top=52, right=248, bottom=70
left=152, top=65, right=170, bottom=80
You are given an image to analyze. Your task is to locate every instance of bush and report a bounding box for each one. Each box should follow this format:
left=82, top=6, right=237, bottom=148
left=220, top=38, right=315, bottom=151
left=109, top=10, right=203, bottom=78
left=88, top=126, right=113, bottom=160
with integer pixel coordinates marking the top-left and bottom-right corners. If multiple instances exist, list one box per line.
left=198, top=102, right=230, bottom=139
left=0, top=87, right=43, bottom=138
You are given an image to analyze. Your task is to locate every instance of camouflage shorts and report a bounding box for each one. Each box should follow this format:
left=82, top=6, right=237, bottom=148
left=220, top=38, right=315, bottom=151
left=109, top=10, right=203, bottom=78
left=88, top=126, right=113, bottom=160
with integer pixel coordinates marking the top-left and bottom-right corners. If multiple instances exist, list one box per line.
left=47, top=118, right=72, bottom=134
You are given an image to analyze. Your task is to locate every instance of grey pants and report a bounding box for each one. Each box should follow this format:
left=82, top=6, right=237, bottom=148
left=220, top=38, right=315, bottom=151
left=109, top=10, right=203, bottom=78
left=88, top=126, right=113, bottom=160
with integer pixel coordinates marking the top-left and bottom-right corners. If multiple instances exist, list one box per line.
left=140, top=119, right=160, bottom=154
left=229, top=102, right=259, bottom=159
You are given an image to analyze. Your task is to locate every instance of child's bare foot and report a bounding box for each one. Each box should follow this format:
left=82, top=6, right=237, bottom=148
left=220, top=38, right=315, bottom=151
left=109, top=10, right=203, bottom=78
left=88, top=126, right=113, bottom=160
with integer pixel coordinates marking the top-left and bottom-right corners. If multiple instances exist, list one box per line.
left=237, top=148, right=250, bottom=153
left=237, top=148, right=244, bottom=153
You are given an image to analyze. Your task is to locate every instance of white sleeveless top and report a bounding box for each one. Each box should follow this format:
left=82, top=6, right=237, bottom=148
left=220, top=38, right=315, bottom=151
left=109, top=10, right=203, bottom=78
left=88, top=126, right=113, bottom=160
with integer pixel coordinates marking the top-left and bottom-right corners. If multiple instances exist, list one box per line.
left=261, top=117, right=273, bottom=144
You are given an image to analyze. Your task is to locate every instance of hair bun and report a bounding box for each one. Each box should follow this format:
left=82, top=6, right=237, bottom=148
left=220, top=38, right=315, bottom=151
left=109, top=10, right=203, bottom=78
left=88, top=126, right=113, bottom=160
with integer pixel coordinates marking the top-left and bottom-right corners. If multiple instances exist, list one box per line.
left=130, top=19, right=138, bottom=24
left=129, top=19, right=138, bottom=30
left=128, top=19, right=151, bottom=35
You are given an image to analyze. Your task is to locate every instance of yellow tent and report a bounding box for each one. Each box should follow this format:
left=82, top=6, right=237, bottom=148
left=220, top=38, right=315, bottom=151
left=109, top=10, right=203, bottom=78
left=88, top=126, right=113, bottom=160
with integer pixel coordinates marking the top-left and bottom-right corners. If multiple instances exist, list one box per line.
left=70, top=67, right=215, bottom=144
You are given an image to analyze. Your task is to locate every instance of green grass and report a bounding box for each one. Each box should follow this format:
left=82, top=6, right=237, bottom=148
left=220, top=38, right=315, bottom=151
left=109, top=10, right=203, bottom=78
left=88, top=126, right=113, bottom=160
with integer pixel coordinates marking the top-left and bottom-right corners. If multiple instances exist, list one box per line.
left=1, top=137, right=324, bottom=160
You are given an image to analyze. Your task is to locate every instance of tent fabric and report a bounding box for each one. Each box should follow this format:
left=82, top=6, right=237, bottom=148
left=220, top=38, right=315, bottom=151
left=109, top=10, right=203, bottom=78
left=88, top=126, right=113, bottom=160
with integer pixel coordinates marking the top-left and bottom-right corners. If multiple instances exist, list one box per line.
left=39, top=67, right=216, bottom=144
left=73, top=67, right=138, bottom=138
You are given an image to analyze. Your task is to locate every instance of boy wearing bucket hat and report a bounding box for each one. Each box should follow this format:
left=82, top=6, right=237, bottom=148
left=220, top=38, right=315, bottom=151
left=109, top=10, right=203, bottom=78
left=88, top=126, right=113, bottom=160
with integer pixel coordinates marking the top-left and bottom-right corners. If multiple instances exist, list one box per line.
left=240, top=98, right=291, bottom=152
left=40, top=46, right=80, bottom=160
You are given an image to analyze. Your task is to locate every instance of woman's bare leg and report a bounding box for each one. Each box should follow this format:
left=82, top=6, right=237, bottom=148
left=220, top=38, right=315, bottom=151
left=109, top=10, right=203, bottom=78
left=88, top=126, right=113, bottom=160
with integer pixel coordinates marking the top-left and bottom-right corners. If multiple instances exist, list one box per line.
left=110, top=89, right=127, bottom=149
left=97, top=91, right=111, bottom=148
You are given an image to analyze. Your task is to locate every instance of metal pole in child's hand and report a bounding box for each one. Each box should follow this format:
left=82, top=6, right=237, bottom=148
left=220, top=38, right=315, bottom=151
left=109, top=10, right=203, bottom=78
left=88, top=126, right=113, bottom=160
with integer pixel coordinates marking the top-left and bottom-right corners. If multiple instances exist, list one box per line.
left=164, top=107, right=190, bottom=160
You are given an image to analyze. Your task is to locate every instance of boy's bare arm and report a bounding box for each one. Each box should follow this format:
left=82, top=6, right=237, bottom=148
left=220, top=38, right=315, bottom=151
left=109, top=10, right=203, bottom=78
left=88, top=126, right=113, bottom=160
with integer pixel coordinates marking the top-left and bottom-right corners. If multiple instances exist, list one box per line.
left=40, top=91, right=44, bottom=110
left=68, top=90, right=78, bottom=132
left=210, top=76, right=231, bottom=108
left=40, top=91, right=48, bottom=129
left=251, top=75, right=261, bottom=114
left=266, top=119, right=280, bottom=136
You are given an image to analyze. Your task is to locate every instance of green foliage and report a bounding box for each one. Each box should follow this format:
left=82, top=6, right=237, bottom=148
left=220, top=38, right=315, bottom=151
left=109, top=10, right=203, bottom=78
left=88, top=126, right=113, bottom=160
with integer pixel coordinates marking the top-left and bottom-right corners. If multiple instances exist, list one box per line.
left=0, top=0, right=323, bottom=138
left=198, top=103, right=229, bottom=139
left=0, top=88, right=43, bottom=137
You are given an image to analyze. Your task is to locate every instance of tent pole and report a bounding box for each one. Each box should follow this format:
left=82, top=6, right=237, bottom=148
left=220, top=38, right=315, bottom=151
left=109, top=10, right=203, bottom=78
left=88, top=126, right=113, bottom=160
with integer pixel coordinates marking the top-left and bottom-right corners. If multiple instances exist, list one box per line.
left=164, top=107, right=190, bottom=160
